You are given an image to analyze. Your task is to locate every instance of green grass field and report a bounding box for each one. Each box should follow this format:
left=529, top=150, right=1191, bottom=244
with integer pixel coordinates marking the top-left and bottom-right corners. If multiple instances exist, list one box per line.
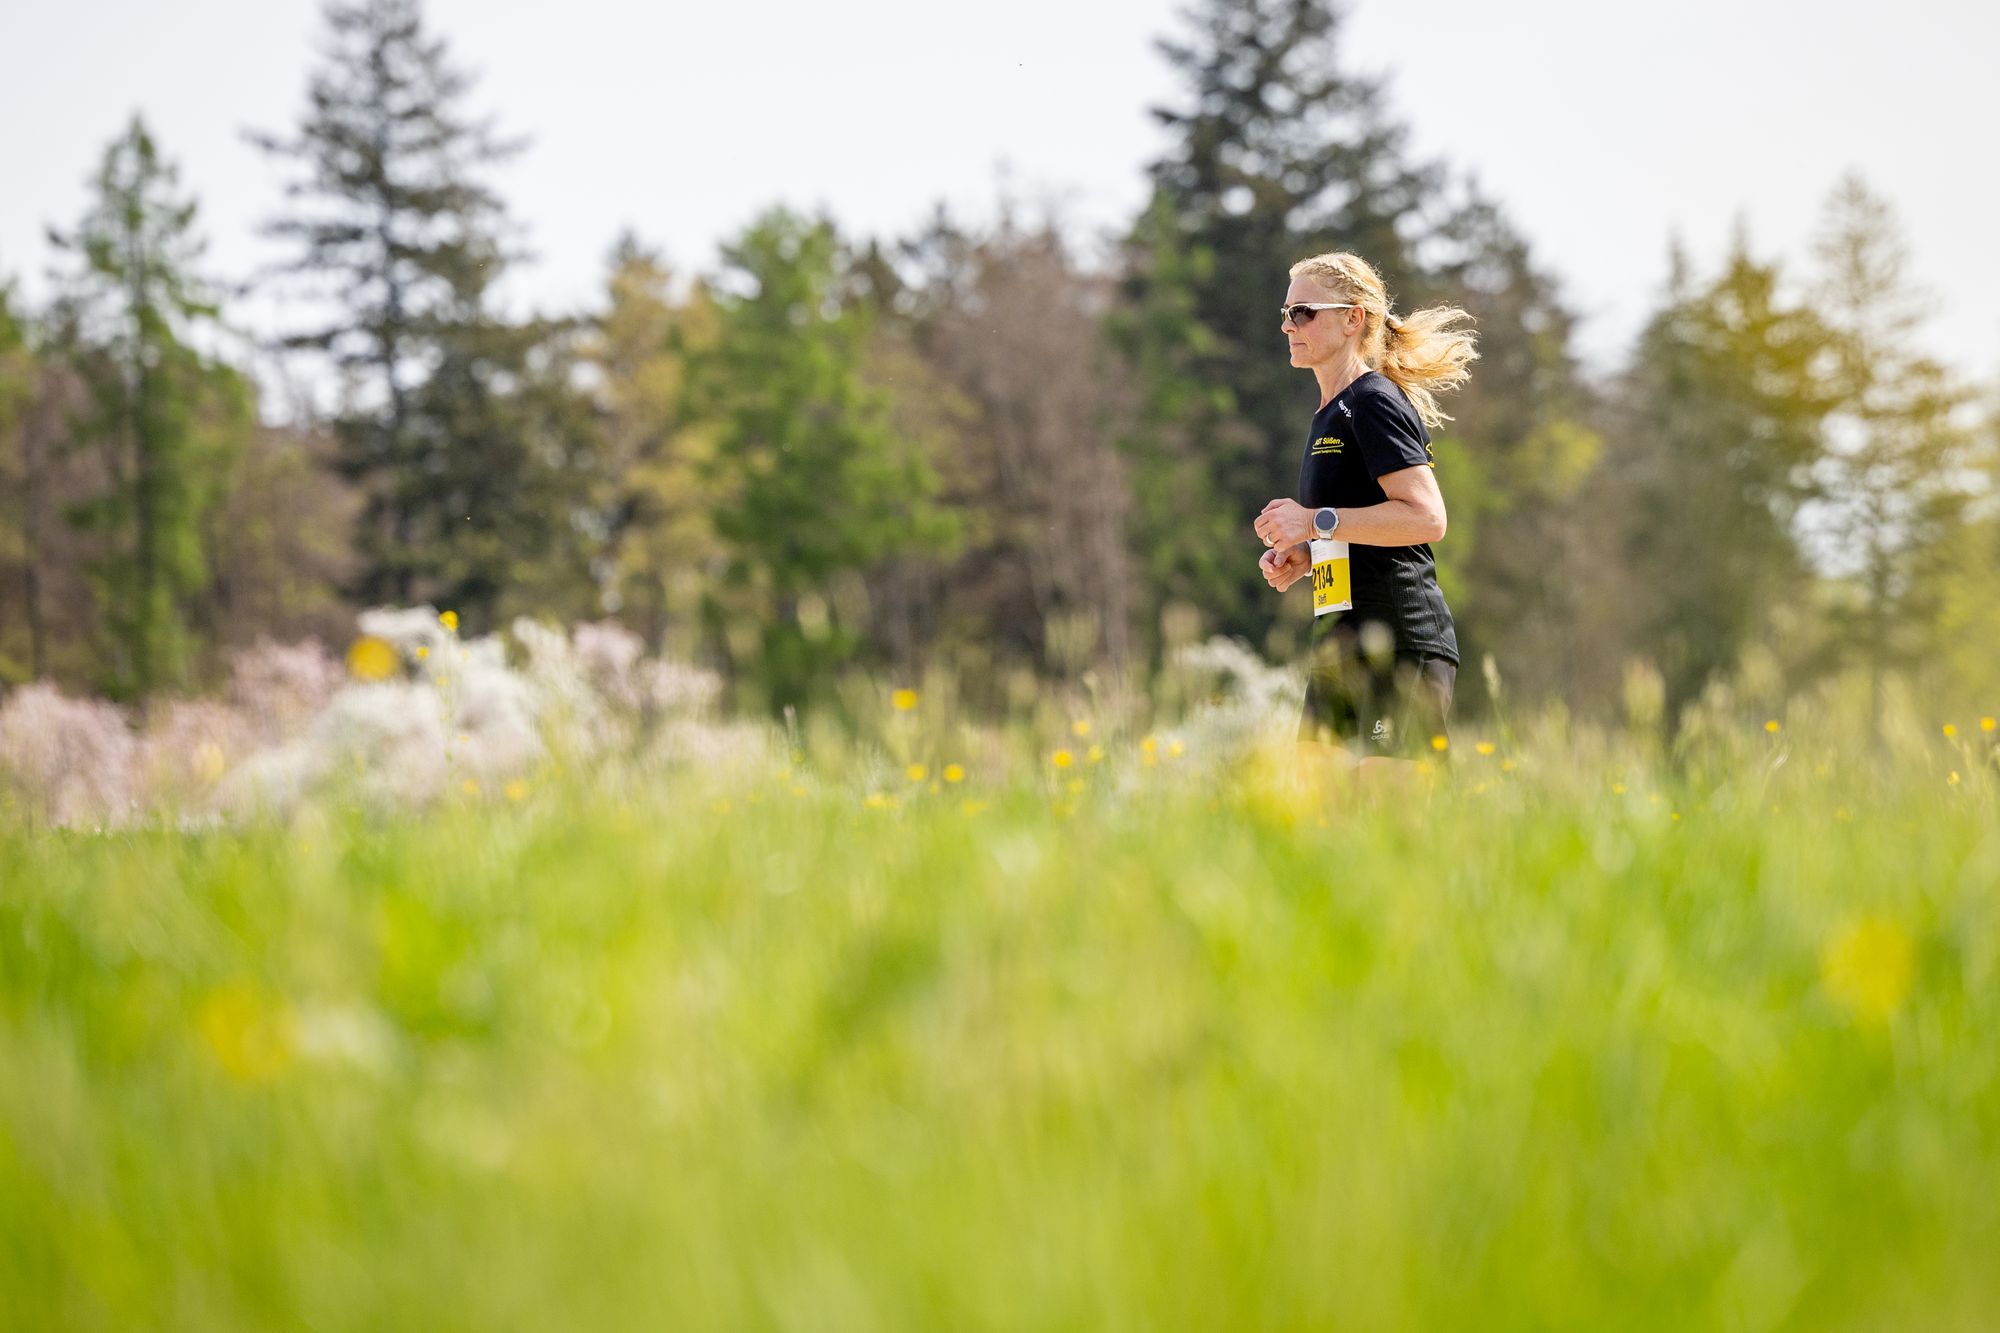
left=4, top=722, right=1998, bottom=1330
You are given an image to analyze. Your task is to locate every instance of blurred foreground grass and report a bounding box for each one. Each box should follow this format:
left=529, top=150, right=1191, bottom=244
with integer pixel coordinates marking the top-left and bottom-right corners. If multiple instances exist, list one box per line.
left=4, top=727, right=1999, bottom=1331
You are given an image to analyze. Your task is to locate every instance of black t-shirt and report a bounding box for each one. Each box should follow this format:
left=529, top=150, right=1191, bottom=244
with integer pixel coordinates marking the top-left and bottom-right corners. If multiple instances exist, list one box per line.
left=1296, top=370, right=1459, bottom=664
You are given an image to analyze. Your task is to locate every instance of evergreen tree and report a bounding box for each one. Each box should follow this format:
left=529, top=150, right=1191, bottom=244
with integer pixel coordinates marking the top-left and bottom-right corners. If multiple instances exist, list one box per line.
left=45, top=116, right=250, bottom=699
left=251, top=0, right=596, bottom=626
left=1419, top=196, right=1602, bottom=704
left=1611, top=238, right=1834, bottom=721
left=1807, top=176, right=1981, bottom=732
left=692, top=207, right=958, bottom=714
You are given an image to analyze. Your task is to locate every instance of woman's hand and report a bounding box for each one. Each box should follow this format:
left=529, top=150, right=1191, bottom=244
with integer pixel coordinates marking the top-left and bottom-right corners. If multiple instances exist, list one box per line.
left=1260, top=542, right=1311, bottom=592
left=1254, top=499, right=1313, bottom=550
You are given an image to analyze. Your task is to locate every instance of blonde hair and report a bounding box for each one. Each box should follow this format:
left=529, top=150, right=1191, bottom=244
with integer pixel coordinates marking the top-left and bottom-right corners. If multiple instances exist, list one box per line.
left=1288, top=251, right=1478, bottom=431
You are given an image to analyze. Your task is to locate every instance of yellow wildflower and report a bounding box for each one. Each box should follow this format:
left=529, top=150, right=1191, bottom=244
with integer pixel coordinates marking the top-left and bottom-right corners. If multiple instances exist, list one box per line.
left=1948, top=771, right=1961, bottom=786
left=960, top=799, right=989, bottom=816
left=439, top=609, right=458, bottom=632
left=1474, top=741, right=1496, bottom=757
left=1821, top=915, right=1914, bottom=1024
left=345, top=635, right=398, bottom=681
left=864, top=792, right=895, bottom=810
left=1071, top=719, right=1092, bottom=738
left=1764, top=719, right=1781, bottom=734
left=1430, top=734, right=1449, bottom=752
left=1086, top=745, right=1104, bottom=765
left=1167, top=739, right=1186, bottom=759
left=891, top=688, right=918, bottom=712
left=506, top=779, right=529, bottom=802
left=197, top=981, right=295, bottom=1083
left=906, top=764, right=928, bottom=783
left=943, top=764, right=965, bottom=783
left=1943, top=723, right=1958, bottom=739
left=1980, top=716, right=1996, bottom=733
left=1052, top=749, right=1074, bottom=769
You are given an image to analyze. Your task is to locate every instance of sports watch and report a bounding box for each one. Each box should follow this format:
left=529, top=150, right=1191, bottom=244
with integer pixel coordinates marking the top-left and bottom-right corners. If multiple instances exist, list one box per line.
left=1312, top=507, right=1340, bottom=539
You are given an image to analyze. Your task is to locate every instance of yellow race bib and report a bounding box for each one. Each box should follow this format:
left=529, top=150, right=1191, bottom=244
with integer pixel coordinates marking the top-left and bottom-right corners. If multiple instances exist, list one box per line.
left=1310, top=538, right=1351, bottom=616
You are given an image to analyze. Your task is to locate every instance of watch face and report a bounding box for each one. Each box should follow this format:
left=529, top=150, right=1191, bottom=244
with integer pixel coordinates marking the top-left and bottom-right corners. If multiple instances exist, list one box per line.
left=1316, top=508, right=1337, bottom=535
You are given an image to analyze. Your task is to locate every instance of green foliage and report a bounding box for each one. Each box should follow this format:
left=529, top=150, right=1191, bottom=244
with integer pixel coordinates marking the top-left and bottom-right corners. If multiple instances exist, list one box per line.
left=1807, top=177, right=1985, bottom=730
left=7, top=0, right=1996, bottom=738
left=693, top=208, right=959, bottom=714
left=1109, top=193, right=1259, bottom=652
left=45, top=116, right=250, bottom=700
left=0, top=281, right=36, bottom=681
left=1611, top=239, right=1837, bottom=719
left=585, top=235, right=727, bottom=656
left=3, top=717, right=1998, bottom=1328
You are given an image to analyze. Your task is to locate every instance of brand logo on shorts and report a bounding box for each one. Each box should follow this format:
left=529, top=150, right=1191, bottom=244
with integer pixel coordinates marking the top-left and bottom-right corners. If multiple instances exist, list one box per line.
left=1371, top=719, right=1389, bottom=739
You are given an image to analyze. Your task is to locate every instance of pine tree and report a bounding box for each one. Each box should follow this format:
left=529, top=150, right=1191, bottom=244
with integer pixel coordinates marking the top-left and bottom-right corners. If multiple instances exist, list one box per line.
left=1807, top=176, right=1981, bottom=733
left=45, top=116, right=250, bottom=699
left=251, top=0, right=595, bottom=626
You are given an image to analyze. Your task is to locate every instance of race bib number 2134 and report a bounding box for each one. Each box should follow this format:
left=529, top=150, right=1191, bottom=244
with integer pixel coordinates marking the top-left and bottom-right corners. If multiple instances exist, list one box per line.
left=1309, top=538, right=1351, bottom=616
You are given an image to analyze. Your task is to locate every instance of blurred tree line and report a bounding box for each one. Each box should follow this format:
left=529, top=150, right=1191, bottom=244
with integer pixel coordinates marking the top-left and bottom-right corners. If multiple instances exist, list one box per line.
left=2, top=0, right=1995, bottom=727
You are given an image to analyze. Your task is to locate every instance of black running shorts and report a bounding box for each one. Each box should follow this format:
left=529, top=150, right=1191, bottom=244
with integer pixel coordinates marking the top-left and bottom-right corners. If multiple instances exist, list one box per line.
left=1297, top=614, right=1457, bottom=757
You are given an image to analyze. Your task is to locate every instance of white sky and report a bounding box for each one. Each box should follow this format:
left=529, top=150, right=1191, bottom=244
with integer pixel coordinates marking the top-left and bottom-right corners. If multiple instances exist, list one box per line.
left=4, top=0, right=1998, bottom=391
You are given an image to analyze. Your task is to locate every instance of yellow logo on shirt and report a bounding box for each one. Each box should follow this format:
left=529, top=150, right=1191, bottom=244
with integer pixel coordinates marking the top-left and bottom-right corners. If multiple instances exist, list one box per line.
left=1311, top=435, right=1344, bottom=456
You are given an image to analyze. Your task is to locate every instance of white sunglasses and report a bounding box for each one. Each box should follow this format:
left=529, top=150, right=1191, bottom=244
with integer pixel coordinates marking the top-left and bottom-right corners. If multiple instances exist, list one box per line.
left=1280, top=302, right=1361, bottom=326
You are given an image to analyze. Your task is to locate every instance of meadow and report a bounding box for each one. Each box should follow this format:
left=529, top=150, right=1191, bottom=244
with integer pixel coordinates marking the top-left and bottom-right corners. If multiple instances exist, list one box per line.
left=3, top=624, right=1998, bottom=1330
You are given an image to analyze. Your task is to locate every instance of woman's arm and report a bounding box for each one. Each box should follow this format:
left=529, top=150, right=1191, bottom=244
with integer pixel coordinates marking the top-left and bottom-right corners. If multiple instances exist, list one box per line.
left=1253, top=465, right=1447, bottom=549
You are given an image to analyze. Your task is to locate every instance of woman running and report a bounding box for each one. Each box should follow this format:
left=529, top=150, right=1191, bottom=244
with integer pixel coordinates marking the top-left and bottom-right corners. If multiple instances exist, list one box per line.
left=1251, top=252, right=1477, bottom=768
